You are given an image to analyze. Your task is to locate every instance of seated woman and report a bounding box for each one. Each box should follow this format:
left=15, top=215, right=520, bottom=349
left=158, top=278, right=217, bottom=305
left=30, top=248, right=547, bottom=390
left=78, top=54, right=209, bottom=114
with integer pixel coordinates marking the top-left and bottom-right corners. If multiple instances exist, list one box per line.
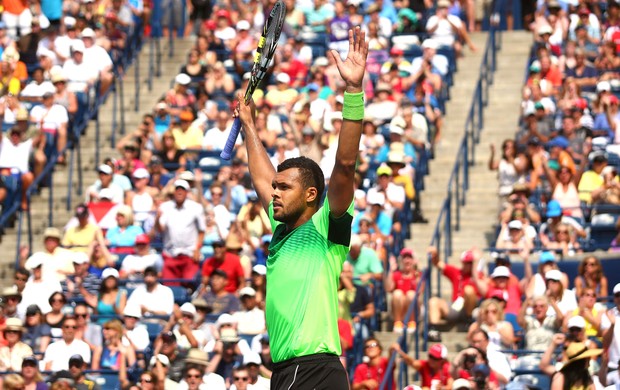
left=100, top=319, right=136, bottom=370
left=105, top=205, right=144, bottom=254
left=82, top=268, right=127, bottom=325
left=564, top=287, right=604, bottom=338
left=22, top=305, right=51, bottom=353
left=574, top=255, right=608, bottom=298
left=45, top=292, right=68, bottom=341
left=543, top=222, right=582, bottom=257
left=495, top=219, right=534, bottom=251
left=467, top=298, right=515, bottom=351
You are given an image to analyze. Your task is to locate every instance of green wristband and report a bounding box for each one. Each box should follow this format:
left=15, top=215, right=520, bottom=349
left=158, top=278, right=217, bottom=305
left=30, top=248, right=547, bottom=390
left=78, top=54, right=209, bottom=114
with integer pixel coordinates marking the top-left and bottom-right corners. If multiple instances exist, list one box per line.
left=342, top=91, right=365, bottom=121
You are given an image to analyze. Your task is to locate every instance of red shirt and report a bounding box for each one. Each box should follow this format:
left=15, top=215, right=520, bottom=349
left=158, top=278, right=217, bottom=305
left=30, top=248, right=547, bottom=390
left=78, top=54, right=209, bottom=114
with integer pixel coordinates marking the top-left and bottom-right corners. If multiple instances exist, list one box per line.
left=392, top=270, right=420, bottom=293
left=353, top=357, right=394, bottom=390
left=443, top=265, right=480, bottom=302
left=418, top=360, right=451, bottom=387
left=201, top=253, right=245, bottom=293
left=458, top=369, right=499, bottom=386
left=279, top=59, right=307, bottom=86
left=337, top=319, right=353, bottom=356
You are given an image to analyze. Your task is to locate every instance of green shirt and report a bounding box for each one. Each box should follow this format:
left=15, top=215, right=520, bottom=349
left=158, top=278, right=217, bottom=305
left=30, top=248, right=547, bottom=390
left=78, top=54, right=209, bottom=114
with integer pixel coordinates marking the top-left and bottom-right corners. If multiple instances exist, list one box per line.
left=346, top=247, right=384, bottom=285
left=266, top=199, right=353, bottom=363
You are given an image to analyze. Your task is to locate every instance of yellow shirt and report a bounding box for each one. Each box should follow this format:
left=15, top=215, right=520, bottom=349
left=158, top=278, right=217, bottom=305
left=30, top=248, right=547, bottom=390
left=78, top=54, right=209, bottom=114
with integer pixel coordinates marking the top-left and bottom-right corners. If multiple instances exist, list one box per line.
left=393, top=174, right=415, bottom=200
left=578, top=170, right=604, bottom=204
left=172, top=124, right=203, bottom=150
left=62, top=223, right=100, bottom=252
left=265, top=88, right=299, bottom=107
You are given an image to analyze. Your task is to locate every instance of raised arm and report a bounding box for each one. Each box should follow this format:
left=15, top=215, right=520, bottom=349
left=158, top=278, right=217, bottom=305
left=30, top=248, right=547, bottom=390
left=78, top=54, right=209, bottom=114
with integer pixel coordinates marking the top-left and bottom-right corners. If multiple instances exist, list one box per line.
left=326, top=27, right=368, bottom=217
left=236, top=94, right=276, bottom=212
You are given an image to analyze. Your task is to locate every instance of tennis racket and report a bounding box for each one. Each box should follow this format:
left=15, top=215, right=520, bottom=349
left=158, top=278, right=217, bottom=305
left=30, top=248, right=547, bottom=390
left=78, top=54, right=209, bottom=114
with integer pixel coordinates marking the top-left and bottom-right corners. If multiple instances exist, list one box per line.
left=220, top=0, right=287, bottom=160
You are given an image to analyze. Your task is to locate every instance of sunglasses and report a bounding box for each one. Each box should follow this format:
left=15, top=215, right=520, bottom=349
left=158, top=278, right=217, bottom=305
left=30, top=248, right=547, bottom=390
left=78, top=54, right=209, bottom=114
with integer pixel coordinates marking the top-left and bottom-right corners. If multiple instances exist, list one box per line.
left=234, top=376, right=249, bottom=381
left=186, top=374, right=202, bottom=379
left=569, top=327, right=582, bottom=332
left=583, top=293, right=596, bottom=298
left=141, top=378, right=153, bottom=383
left=63, top=325, right=77, bottom=329
left=615, top=293, right=620, bottom=298
left=75, top=313, right=88, bottom=318
left=15, top=277, right=27, bottom=282
left=486, top=309, right=498, bottom=314
left=51, top=298, right=65, bottom=303
left=586, top=262, right=597, bottom=266
left=5, top=329, right=20, bottom=334
left=211, top=192, right=223, bottom=196
left=365, top=342, right=379, bottom=349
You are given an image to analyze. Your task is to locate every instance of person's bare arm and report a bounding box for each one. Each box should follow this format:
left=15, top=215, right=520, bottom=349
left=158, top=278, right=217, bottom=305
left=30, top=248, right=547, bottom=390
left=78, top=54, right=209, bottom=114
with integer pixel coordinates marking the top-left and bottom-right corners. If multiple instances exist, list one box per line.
left=326, top=27, right=368, bottom=217
left=236, top=95, right=276, bottom=212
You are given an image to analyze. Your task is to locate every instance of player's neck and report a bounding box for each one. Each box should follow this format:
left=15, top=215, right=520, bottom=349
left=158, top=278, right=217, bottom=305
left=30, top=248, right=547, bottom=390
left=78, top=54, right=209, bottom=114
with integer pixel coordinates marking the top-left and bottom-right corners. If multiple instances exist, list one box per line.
left=284, top=207, right=316, bottom=231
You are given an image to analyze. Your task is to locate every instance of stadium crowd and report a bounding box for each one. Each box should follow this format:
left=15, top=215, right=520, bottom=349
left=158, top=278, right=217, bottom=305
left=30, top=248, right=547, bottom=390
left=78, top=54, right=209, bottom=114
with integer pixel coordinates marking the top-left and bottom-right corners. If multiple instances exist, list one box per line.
left=0, top=0, right=619, bottom=388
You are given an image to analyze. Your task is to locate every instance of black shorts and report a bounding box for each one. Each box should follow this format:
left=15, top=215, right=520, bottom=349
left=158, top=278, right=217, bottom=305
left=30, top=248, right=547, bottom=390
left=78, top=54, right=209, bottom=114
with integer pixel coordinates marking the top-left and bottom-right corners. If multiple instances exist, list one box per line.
left=271, top=353, right=349, bottom=390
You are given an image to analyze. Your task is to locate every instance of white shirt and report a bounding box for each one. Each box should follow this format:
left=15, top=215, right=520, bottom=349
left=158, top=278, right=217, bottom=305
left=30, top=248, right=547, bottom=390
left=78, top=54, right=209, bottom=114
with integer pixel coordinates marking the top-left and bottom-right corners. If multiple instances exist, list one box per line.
left=486, top=347, right=513, bottom=383
left=0, top=138, right=33, bottom=173
left=43, top=339, right=91, bottom=372
left=20, top=81, right=55, bottom=98
left=232, top=307, right=266, bottom=335
left=159, top=199, right=206, bottom=257
left=84, top=44, right=113, bottom=73
left=30, top=104, right=69, bottom=133
left=85, top=182, right=125, bottom=205
left=426, top=14, right=462, bottom=47
left=202, top=126, right=241, bottom=151
left=367, top=184, right=406, bottom=213
left=19, top=278, right=62, bottom=314
left=122, top=324, right=150, bottom=351
left=410, top=54, right=449, bottom=76
left=601, top=307, right=620, bottom=369
left=121, top=253, right=163, bottom=275
left=62, top=59, right=99, bottom=92
left=126, top=283, right=175, bottom=315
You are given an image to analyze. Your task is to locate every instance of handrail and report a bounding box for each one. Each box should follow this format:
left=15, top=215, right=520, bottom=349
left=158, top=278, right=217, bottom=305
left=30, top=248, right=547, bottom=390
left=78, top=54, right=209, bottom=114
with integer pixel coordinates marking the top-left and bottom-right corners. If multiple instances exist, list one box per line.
left=383, top=0, right=505, bottom=388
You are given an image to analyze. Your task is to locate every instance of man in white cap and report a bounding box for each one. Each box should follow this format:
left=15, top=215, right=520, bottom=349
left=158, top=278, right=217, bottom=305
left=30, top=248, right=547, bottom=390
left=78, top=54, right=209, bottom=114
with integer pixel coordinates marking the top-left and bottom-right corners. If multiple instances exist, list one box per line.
left=410, top=38, right=448, bottom=77
left=24, top=227, right=73, bottom=282
left=19, top=253, right=61, bottom=314
left=86, top=164, right=124, bottom=204
left=232, top=287, right=266, bottom=336
left=265, top=72, right=299, bottom=115
left=167, top=302, right=207, bottom=349
left=155, top=179, right=206, bottom=282
left=62, top=40, right=98, bottom=93
left=121, top=305, right=149, bottom=352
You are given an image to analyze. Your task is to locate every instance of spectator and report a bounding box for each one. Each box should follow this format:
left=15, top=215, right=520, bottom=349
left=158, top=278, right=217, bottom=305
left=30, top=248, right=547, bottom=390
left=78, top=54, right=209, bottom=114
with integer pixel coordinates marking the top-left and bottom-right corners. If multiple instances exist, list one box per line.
left=539, top=200, right=586, bottom=246
left=201, top=239, right=245, bottom=294
left=127, top=168, right=157, bottom=225
left=352, top=337, right=393, bottom=390
left=156, top=179, right=206, bottom=282
left=488, top=139, right=520, bottom=201
left=62, top=41, right=98, bottom=94
left=386, top=248, right=422, bottom=333
left=601, top=283, right=620, bottom=386
left=100, top=319, right=136, bottom=370
left=153, top=331, right=189, bottom=384
left=233, top=287, right=266, bottom=337
left=43, top=315, right=91, bottom=372
left=495, top=219, right=534, bottom=251
left=204, top=61, right=235, bottom=103
left=426, top=0, right=476, bottom=56
left=19, top=254, right=62, bottom=315
left=538, top=268, right=577, bottom=317
left=517, top=296, right=563, bottom=351
left=22, top=304, right=51, bottom=352
left=0, top=125, right=39, bottom=210
left=235, top=355, right=270, bottom=390
left=346, top=235, right=384, bottom=285
left=82, top=267, right=127, bottom=324
left=352, top=192, right=393, bottom=237
left=62, top=203, right=103, bottom=253
left=165, top=73, right=196, bottom=118
left=575, top=255, right=608, bottom=297
left=427, top=248, right=481, bottom=342
left=121, top=305, right=150, bottom=353
left=467, top=298, right=515, bottom=350
left=20, top=355, right=48, bottom=389
left=164, top=303, right=207, bottom=350
left=172, top=110, right=203, bottom=150
left=86, top=164, right=125, bottom=204
left=542, top=160, right=584, bottom=220
left=250, top=264, right=267, bottom=309
left=200, top=269, right=241, bottom=315
left=105, top=205, right=144, bottom=252
left=473, top=253, right=530, bottom=315
left=68, top=354, right=101, bottom=389
left=1, top=374, right=26, bottom=390
left=469, top=329, right=512, bottom=385
left=119, top=233, right=163, bottom=281
left=1, top=286, right=22, bottom=319
left=544, top=221, right=582, bottom=256
left=565, top=287, right=604, bottom=337
left=72, top=303, right=102, bottom=358
left=61, top=252, right=98, bottom=299
left=210, top=328, right=245, bottom=383
left=45, top=292, right=68, bottom=339
left=392, top=342, right=453, bottom=389
left=450, top=346, right=501, bottom=389
left=548, top=341, right=602, bottom=389
left=265, top=73, right=299, bottom=115
left=0, top=318, right=33, bottom=370
left=365, top=165, right=406, bottom=217
left=126, top=266, right=175, bottom=316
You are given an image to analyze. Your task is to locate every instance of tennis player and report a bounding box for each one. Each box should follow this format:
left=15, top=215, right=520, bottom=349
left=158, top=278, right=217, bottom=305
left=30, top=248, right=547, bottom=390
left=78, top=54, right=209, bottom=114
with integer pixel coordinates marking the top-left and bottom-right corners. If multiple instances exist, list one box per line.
left=234, top=27, right=368, bottom=389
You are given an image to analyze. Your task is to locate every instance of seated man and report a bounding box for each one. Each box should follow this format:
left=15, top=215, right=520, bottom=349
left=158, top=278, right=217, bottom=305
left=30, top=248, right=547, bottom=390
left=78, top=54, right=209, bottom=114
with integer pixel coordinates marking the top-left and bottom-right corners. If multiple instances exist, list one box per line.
left=200, top=269, right=240, bottom=316
left=346, top=235, right=384, bottom=286
left=427, top=247, right=481, bottom=342
left=126, top=266, right=174, bottom=316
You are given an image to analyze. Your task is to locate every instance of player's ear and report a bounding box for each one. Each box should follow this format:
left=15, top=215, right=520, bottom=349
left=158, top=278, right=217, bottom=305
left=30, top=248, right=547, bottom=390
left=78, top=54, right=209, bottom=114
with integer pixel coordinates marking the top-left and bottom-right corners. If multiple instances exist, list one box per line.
left=305, top=187, right=318, bottom=204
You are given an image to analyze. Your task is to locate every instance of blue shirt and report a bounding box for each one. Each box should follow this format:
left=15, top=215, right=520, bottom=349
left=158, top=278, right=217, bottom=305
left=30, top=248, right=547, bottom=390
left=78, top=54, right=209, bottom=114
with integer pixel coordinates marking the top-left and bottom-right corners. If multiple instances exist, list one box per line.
left=40, top=0, right=63, bottom=21
left=106, top=225, right=144, bottom=248
left=351, top=211, right=392, bottom=236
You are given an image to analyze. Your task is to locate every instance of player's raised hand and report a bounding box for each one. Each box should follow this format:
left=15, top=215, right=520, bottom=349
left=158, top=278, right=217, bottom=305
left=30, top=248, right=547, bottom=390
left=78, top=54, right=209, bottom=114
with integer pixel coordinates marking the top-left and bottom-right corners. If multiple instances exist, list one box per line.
left=328, top=27, right=368, bottom=93
left=233, top=92, right=257, bottom=130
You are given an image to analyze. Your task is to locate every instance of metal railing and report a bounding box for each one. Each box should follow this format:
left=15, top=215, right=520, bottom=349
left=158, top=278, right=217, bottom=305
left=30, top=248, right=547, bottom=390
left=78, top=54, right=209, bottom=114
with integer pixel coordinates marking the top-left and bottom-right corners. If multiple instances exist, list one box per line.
left=380, top=0, right=505, bottom=387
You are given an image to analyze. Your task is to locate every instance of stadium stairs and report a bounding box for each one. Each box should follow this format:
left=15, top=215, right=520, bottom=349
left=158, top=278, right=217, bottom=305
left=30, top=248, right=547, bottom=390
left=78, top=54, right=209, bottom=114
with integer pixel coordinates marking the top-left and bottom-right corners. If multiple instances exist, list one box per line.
left=0, top=38, right=196, bottom=285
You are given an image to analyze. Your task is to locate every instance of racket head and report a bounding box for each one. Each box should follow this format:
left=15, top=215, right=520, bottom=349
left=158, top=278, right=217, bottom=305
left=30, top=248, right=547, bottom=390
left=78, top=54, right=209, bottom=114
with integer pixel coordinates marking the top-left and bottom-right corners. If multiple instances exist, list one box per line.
left=244, top=0, right=286, bottom=102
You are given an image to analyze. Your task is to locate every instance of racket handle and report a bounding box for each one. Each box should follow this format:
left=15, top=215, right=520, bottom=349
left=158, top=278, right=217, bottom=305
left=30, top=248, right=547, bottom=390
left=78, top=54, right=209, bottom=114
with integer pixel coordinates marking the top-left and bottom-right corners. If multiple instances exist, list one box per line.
left=220, top=117, right=241, bottom=160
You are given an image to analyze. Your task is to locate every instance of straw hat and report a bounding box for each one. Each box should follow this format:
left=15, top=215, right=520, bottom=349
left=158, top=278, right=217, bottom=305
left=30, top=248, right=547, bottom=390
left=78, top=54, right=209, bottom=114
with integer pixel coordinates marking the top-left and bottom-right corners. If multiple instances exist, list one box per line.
left=185, top=348, right=209, bottom=366
left=561, top=342, right=602, bottom=368
left=4, top=318, right=24, bottom=333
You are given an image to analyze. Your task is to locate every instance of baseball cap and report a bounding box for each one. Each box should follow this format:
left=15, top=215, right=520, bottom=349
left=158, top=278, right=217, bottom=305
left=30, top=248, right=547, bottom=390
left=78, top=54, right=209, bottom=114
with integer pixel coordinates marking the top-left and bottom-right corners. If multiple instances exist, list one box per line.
left=97, top=164, right=113, bottom=175
left=81, top=27, right=95, bottom=38
left=236, top=20, right=250, bottom=30
left=491, top=266, right=510, bottom=279
left=508, top=220, right=523, bottom=230
left=546, top=136, right=569, bottom=149
left=460, top=250, right=475, bottom=262
left=240, top=287, right=257, bottom=297
left=150, top=354, right=170, bottom=367
left=180, top=302, right=196, bottom=316
left=422, top=39, right=438, bottom=50
left=75, top=203, right=89, bottom=218
left=123, top=305, right=142, bottom=318
left=252, top=264, right=267, bottom=275
left=306, top=83, right=320, bottom=92
left=174, top=179, right=190, bottom=190
left=69, top=354, right=84, bottom=366
left=175, top=73, right=191, bottom=86
left=276, top=73, right=290, bottom=84
left=102, top=268, right=119, bottom=279
left=243, top=352, right=262, bottom=366
left=216, top=313, right=237, bottom=327
left=453, top=378, right=472, bottom=389
left=539, top=250, right=556, bottom=263
left=366, top=191, right=385, bottom=206
left=135, top=233, right=150, bottom=245
left=26, top=304, right=41, bottom=316
left=613, top=283, right=620, bottom=294
left=71, top=40, right=85, bottom=52
left=22, top=356, right=38, bottom=366
left=72, top=252, right=89, bottom=265
left=133, top=168, right=150, bottom=179
left=428, top=343, right=448, bottom=359
left=546, top=200, right=562, bottom=218
left=376, top=165, right=393, bottom=176
left=568, top=315, right=586, bottom=329
left=545, top=269, right=562, bottom=281
left=400, top=248, right=414, bottom=257
left=597, top=81, right=611, bottom=93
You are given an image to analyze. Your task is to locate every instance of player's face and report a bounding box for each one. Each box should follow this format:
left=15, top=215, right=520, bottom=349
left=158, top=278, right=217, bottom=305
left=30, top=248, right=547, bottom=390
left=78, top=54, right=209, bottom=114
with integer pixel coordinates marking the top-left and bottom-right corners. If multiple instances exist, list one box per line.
left=271, top=168, right=310, bottom=223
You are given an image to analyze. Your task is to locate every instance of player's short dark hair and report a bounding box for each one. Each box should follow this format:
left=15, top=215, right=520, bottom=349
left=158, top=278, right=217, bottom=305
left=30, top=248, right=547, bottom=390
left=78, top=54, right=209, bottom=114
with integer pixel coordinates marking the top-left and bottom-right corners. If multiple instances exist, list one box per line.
left=278, top=157, right=325, bottom=205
